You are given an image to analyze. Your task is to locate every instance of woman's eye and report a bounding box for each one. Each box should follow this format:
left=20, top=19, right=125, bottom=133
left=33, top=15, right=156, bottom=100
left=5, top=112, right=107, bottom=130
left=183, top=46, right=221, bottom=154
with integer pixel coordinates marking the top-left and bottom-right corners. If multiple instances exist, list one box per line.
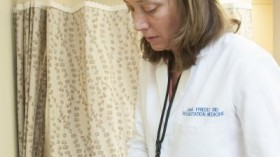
left=143, top=6, right=157, bottom=13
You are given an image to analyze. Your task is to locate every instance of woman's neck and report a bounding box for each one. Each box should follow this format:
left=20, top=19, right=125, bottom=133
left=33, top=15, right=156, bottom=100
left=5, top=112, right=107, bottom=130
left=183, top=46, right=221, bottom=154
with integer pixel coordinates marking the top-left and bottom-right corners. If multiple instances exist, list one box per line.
left=167, top=58, right=182, bottom=96
left=171, top=70, right=181, bottom=88
left=168, top=70, right=182, bottom=98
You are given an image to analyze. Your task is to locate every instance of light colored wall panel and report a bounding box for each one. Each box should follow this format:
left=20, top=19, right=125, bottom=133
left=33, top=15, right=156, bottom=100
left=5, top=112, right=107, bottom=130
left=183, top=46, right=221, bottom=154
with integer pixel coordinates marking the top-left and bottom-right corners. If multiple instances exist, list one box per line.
left=274, top=0, right=280, bottom=64
left=252, top=0, right=273, bottom=54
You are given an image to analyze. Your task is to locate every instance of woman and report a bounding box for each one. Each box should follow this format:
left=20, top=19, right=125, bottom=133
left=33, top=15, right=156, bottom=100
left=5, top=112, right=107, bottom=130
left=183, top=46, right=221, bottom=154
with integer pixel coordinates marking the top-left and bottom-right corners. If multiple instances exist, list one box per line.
left=124, top=0, right=280, bottom=157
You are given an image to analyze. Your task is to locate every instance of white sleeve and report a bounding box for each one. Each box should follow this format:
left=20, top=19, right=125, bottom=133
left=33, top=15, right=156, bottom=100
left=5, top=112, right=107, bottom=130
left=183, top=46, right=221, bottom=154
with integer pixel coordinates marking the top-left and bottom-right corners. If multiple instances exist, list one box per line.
left=235, top=52, right=280, bottom=157
left=127, top=60, right=149, bottom=157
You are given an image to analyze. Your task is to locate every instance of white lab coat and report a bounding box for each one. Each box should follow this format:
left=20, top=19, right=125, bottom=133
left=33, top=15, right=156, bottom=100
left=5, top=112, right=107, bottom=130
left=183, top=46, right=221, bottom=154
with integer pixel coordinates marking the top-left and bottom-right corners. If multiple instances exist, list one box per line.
left=127, top=33, right=280, bottom=157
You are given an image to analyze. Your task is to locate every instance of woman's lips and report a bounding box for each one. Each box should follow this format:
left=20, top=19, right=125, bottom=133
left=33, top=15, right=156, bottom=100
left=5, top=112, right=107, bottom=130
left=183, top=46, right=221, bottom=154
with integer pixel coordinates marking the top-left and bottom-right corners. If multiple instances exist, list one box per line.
left=146, top=36, right=159, bottom=43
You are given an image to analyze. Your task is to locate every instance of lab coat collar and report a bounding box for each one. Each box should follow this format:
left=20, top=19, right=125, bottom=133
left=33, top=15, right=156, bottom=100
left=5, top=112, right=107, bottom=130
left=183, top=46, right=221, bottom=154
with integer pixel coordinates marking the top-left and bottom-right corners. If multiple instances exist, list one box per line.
left=197, top=46, right=209, bottom=58
left=155, top=60, right=168, bottom=111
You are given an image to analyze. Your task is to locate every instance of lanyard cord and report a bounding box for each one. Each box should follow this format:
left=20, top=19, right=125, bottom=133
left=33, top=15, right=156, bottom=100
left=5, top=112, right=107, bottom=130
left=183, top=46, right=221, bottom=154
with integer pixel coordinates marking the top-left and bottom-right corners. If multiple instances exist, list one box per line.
left=155, top=62, right=182, bottom=157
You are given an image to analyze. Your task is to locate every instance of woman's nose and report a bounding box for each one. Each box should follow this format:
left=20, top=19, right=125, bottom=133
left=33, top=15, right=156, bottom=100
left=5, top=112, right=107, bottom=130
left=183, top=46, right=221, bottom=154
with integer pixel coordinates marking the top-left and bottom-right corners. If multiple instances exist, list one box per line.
left=133, top=14, right=149, bottom=31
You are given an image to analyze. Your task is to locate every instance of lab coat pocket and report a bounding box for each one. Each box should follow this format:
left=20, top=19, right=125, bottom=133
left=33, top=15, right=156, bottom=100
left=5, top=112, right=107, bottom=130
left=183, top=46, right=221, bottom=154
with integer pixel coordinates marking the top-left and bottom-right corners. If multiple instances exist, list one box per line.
left=171, top=118, right=232, bottom=157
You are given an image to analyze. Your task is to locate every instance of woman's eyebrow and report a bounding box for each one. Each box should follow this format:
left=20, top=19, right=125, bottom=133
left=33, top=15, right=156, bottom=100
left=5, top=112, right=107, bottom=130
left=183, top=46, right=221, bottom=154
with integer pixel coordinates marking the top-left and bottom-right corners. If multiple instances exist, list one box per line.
left=123, top=0, right=151, bottom=3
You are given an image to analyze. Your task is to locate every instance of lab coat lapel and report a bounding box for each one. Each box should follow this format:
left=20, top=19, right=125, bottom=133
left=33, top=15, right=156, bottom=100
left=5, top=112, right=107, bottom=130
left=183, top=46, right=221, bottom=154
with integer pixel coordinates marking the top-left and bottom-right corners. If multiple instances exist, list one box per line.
left=155, top=61, right=168, bottom=111
left=170, top=69, right=191, bottom=114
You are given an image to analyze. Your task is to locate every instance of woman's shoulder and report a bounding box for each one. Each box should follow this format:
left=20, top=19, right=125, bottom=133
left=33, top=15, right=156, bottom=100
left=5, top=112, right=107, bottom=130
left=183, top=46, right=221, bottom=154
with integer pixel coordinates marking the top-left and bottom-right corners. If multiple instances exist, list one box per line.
left=204, top=32, right=274, bottom=65
left=216, top=32, right=268, bottom=56
left=199, top=32, right=279, bottom=77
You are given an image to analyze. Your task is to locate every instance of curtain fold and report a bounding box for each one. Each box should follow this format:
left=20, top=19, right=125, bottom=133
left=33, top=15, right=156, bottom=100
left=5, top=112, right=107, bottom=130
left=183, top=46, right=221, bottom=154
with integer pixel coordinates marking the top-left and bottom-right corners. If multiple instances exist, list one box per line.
left=13, top=1, right=252, bottom=157
left=14, top=7, right=47, bottom=156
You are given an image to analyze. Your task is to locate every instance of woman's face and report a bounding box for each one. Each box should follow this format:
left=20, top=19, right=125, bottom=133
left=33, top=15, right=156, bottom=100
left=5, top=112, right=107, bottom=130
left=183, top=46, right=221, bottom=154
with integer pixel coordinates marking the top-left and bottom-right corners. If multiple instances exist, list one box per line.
left=124, top=0, right=181, bottom=52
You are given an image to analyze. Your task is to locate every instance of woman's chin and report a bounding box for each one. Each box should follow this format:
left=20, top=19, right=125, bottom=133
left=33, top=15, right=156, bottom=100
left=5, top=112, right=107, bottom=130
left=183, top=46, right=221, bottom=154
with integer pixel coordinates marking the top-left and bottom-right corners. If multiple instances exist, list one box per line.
left=150, top=45, right=166, bottom=52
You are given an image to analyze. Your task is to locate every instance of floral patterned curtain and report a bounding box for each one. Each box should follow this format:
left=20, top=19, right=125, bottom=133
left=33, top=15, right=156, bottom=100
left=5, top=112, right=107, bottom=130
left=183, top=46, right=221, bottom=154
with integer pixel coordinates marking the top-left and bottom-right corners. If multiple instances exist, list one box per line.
left=13, top=0, right=252, bottom=157
left=14, top=1, right=140, bottom=156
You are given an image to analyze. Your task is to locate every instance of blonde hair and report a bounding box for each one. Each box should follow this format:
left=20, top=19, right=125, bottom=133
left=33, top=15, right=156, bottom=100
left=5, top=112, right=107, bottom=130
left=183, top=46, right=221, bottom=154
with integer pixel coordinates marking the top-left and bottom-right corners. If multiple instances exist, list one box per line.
left=141, top=0, right=240, bottom=71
